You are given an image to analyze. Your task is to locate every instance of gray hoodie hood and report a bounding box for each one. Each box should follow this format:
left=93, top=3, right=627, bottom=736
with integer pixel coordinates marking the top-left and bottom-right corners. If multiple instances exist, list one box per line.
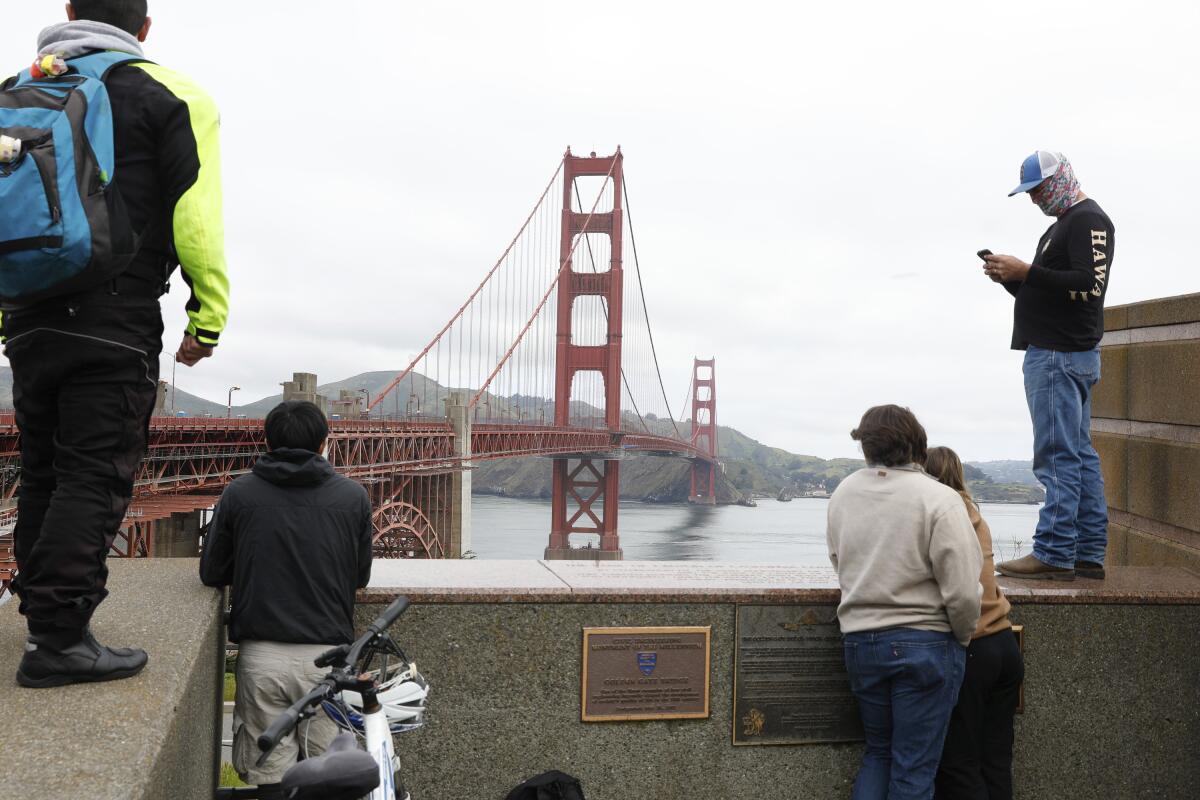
left=37, top=20, right=144, bottom=60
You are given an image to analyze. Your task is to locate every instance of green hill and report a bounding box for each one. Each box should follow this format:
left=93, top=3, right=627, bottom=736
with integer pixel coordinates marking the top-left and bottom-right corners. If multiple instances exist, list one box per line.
left=0, top=365, right=1041, bottom=504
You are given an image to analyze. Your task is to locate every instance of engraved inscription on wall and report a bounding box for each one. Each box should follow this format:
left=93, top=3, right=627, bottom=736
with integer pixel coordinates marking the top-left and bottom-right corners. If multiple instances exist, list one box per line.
left=734, top=605, right=863, bottom=745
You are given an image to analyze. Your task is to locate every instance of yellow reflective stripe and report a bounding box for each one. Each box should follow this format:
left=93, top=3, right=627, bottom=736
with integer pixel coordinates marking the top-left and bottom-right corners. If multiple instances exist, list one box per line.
left=132, top=63, right=229, bottom=342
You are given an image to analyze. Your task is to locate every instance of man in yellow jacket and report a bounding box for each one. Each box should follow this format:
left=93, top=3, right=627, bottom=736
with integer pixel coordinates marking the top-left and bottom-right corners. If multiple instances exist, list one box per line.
left=3, top=0, right=230, bottom=687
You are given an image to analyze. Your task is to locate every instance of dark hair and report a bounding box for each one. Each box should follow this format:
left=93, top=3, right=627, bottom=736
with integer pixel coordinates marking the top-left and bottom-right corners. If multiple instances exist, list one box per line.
left=850, top=404, right=928, bottom=467
left=265, top=401, right=329, bottom=452
left=925, top=445, right=972, bottom=502
left=70, top=0, right=148, bottom=36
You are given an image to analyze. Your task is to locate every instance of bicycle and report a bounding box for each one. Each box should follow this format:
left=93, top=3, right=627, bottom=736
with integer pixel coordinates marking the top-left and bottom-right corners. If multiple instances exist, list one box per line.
left=216, top=596, right=427, bottom=800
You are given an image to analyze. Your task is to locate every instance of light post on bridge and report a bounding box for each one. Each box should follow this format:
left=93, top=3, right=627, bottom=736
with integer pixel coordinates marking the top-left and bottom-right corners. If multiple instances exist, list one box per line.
left=359, top=388, right=370, bottom=420
left=226, top=386, right=240, bottom=418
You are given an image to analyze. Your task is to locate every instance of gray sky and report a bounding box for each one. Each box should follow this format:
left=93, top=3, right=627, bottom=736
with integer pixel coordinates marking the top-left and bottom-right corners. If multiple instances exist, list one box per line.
left=3, top=1, right=1197, bottom=460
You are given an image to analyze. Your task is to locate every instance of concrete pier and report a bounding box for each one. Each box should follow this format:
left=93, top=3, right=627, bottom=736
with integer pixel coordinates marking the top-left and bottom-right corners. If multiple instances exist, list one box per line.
left=445, top=392, right=472, bottom=559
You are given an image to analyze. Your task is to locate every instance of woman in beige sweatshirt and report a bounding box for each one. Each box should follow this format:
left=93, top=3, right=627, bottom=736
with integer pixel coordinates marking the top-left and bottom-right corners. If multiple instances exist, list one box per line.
left=828, top=405, right=982, bottom=800
left=926, top=447, right=1025, bottom=800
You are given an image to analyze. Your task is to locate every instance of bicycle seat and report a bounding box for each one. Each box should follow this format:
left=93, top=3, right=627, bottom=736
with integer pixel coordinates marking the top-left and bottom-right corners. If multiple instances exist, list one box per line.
left=281, top=732, right=380, bottom=800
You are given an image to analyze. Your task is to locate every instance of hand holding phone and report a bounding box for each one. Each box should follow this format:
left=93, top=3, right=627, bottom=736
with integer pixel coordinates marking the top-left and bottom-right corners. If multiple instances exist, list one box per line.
left=978, top=249, right=1003, bottom=282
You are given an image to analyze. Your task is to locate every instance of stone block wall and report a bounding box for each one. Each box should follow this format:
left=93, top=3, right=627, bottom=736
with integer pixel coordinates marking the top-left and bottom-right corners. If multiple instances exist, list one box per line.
left=356, top=562, right=1200, bottom=800
left=1092, top=292, right=1200, bottom=573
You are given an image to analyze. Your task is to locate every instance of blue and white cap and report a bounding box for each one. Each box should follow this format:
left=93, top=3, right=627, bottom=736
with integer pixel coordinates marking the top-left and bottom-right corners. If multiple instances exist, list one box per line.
left=1008, top=150, right=1062, bottom=196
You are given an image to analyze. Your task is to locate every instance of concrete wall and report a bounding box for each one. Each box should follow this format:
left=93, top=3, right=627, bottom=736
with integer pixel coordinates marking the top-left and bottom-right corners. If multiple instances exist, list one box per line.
left=0, top=561, right=224, bottom=800
left=1093, top=292, right=1200, bottom=572
left=356, top=563, right=1200, bottom=800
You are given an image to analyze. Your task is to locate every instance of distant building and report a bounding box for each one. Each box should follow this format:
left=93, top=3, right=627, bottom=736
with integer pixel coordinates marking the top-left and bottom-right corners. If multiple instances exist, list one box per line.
left=329, top=389, right=364, bottom=419
left=281, top=373, right=327, bottom=413
left=280, top=373, right=364, bottom=419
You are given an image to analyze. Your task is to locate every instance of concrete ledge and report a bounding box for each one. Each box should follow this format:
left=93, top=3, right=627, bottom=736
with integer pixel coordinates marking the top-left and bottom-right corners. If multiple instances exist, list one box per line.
left=358, top=562, right=1200, bottom=800
left=0, top=560, right=223, bottom=800
left=363, top=560, right=1200, bottom=605
left=363, top=560, right=845, bottom=604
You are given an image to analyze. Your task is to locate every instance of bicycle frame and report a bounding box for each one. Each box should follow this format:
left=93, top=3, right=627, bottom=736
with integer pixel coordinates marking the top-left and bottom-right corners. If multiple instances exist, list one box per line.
left=362, top=702, right=401, bottom=800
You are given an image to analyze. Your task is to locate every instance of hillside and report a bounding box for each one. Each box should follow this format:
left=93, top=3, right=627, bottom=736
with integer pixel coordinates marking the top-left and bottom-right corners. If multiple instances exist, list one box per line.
left=638, top=427, right=1041, bottom=505
left=968, top=460, right=1041, bottom=487
left=0, top=366, right=1042, bottom=504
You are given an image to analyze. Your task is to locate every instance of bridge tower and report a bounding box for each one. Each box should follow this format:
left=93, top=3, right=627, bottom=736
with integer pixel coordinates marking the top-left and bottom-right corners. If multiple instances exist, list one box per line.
left=689, top=358, right=718, bottom=504
left=546, top=149, right=625, bottom=560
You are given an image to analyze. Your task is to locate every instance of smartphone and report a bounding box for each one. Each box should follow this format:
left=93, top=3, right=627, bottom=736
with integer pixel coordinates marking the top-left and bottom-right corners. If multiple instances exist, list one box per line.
left=977, top=249, right=993, bottom=261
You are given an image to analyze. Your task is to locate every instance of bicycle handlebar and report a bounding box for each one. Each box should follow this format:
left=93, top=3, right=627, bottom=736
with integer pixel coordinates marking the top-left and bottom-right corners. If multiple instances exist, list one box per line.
left=314, top=644, right=350, bottom=669
left=345, top=595, right=410, bottom=667
left=256, top=679, right=336, bottom=755
left=256, top=596, right=412, bottom=758
left=368, top=596, right=410, bottom=637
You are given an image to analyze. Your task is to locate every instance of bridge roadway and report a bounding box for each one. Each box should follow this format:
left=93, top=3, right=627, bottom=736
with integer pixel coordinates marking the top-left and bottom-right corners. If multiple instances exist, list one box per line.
left=0, top=413, right=710, bottom=590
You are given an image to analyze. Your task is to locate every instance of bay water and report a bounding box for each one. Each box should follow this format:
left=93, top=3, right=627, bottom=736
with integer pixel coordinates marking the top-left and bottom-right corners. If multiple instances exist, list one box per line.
left=470, top=495, right=1041, bottom=565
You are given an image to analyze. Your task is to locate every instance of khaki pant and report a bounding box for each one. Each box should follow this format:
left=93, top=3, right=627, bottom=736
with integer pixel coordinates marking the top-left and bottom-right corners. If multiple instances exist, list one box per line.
left=233, top=640, right=341, bottom=786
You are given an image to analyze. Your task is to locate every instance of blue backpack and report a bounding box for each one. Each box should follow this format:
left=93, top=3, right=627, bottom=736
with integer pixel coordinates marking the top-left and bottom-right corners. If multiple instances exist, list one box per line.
left=0, top=51, right=144, bottom=304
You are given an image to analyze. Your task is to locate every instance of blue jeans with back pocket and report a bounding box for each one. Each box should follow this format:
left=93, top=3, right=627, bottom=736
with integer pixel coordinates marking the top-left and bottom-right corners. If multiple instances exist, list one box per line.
left=843, top=627, right=966, bottom=800
left=1022, top=345, right=1108, bottom=568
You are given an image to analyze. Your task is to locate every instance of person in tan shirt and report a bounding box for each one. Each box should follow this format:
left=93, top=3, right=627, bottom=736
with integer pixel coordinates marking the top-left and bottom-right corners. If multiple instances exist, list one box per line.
left=925, top=447, right=1026, bottom=800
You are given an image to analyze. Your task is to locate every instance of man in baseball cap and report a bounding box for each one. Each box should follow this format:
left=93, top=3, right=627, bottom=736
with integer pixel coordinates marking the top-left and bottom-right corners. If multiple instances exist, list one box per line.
left=982, top=152, right=1115, bottom=581
left=1008, top=150, right=1067, bottom=196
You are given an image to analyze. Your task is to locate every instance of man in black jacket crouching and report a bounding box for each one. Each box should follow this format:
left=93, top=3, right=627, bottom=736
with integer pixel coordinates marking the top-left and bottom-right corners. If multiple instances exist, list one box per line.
left=201, top=401, right=374, bottom=797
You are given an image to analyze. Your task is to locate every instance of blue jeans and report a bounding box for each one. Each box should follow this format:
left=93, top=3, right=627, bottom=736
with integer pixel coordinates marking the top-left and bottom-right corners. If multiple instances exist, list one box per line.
left=1022, top=345, right=1108, bottom=569
left=844, top=628, right=967, bottom=800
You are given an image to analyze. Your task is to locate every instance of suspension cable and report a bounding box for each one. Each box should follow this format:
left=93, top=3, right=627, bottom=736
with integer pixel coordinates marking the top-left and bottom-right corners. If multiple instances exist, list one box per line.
left=369, top=158, right=565, bottom=412
left=623, top=178, right=683, bottom=440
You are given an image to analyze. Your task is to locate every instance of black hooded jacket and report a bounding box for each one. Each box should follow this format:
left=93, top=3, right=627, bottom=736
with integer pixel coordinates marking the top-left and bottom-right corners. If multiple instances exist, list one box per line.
left=200, top=448, right=373, bottom=645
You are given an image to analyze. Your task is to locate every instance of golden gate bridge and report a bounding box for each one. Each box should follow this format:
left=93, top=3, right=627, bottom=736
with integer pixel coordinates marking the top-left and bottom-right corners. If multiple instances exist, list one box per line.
left=0, top=148, right=719, bottom=595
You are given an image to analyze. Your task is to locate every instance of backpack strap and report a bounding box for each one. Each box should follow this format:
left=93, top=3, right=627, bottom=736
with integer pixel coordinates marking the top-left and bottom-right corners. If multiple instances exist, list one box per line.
left=68, top=51, right=153, bottom=81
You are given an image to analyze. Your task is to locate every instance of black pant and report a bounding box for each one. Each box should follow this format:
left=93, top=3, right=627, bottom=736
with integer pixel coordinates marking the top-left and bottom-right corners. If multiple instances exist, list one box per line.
left=4, top=294, right=162, bottom=641
left=935, top=627, right=1025, bottom=800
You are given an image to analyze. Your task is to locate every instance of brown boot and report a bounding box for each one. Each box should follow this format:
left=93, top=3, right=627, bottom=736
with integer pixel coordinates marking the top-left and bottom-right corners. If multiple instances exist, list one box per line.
left=996, top=553, right=1075, bottom=581
left=1075, top=561, right=1106, bottom=579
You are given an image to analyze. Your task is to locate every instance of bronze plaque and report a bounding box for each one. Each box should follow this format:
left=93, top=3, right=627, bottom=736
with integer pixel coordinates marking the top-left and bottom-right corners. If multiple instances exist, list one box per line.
left=733, top=605, right=864, bottom=745
left=581, top=626, right=711, bottom=722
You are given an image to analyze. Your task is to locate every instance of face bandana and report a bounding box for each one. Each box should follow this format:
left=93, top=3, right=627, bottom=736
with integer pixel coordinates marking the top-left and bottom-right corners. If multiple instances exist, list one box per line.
left=1033, top=156, right=1081, bottom=217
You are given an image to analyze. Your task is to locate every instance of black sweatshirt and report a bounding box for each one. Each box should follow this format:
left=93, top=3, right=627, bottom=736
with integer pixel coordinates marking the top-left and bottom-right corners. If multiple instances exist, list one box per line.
left=1004, top=198, right=1115, bottom=351
left=200, top=449, right=374, bottom=645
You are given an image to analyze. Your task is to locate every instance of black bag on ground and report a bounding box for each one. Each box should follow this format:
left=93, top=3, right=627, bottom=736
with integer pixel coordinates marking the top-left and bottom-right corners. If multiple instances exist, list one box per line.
left=504, top=770, right=585, bottom=800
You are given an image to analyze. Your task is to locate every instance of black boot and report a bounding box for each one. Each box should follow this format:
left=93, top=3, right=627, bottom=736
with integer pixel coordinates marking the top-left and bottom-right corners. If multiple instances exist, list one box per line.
left=1075, top=560, right=1106, bottom=579
left=17, top=627, right=148, bottom=688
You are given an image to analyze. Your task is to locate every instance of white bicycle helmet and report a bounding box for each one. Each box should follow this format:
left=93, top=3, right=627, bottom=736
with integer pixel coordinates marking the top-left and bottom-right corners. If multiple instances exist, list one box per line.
left=323, top=661, right=429, bottom=735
